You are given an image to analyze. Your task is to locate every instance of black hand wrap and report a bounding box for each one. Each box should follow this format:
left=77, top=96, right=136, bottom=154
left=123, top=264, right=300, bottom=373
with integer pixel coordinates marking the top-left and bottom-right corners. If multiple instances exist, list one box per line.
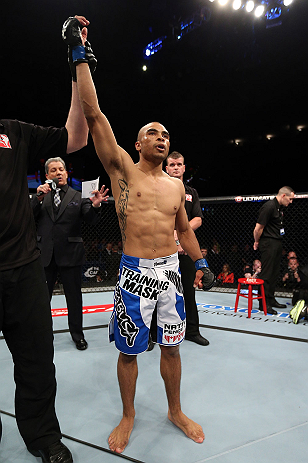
left=201, top=268, right=216, bottom=291
left=84, top=40, right=97, bottom=75
left=62, top=17, right=83, bottom=47
left=195, top=258, right=215, bottom=291
left=62, top=17, right=97, bottom=81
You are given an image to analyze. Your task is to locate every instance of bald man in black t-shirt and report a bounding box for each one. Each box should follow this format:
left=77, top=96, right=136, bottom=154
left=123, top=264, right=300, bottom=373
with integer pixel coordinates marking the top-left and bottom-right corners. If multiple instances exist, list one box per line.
left=253, top=186, right=295, bottom=314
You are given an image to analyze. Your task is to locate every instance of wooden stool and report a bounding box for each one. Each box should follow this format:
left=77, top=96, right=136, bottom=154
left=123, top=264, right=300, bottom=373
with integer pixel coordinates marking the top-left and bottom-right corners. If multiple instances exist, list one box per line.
left=234, top=278, right=267, bottom=318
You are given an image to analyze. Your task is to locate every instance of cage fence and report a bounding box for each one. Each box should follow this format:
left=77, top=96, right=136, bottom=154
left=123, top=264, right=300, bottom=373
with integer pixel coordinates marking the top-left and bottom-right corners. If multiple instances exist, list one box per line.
left=53, top=193, right=308, bottom=299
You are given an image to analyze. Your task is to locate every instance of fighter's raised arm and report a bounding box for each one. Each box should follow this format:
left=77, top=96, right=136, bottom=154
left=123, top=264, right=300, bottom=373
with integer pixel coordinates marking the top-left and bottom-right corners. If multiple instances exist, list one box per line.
left=77, top=64, right=124, bottom=174
left=62, top=16, right=131, bottom=179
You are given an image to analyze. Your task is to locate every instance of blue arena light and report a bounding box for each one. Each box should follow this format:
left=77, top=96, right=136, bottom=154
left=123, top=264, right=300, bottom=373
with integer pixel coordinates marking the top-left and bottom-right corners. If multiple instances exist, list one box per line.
left=143, top=36, right=168, bottom=59
left=266, top=6, right=282, bottom=20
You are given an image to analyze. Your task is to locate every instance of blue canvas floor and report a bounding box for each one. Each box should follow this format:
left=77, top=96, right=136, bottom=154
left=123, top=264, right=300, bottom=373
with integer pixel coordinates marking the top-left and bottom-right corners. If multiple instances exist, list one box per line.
left=1, top=290, right=307, bottom=463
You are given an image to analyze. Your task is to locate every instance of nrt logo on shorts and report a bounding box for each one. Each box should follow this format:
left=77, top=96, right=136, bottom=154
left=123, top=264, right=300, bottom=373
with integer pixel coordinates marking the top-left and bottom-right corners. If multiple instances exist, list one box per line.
left=163, top=320, right=186, bottom=344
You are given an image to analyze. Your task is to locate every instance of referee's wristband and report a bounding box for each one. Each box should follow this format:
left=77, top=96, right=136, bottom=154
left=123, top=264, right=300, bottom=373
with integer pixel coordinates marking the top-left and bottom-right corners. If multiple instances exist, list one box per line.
left=195, top=258, right=209, bottom=272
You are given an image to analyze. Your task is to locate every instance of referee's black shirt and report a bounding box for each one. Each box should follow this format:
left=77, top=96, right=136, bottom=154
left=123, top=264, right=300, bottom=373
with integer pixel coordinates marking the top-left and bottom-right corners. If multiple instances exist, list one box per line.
left=0, top=119, right=67, bottom=271
left=257, top=197, right=284, bottom=240
left=183, top=183, right=203, bottom=221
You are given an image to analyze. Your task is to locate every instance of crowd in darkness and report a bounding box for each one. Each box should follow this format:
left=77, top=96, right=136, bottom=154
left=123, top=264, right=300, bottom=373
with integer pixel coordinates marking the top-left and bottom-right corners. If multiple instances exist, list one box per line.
left=82, top=239, right=123, bottom=284
left=198, top=241, right=308, bottom=296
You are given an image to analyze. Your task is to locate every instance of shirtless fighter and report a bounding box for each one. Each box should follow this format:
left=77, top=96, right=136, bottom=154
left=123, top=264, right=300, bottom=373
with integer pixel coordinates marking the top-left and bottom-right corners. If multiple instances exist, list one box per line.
left=62, top=16, right=213, bottom=453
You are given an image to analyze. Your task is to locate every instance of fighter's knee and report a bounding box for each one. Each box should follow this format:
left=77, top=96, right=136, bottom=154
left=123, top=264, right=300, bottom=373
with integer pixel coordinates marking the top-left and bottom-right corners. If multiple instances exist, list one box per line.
left=160, top=344, right=180, bottom=358
left=119, top=352, right=137, bottom=364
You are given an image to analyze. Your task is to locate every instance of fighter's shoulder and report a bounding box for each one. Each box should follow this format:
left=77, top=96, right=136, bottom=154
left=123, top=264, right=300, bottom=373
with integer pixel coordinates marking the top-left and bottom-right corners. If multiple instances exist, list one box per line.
left=163, top=172, right=182, bottom=186
left=163, top=173, right=185, bottom=197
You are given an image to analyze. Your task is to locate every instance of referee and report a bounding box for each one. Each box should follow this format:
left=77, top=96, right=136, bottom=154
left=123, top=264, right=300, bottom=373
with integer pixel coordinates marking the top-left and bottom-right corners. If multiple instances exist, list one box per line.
left=253, top=186, right=295, bottom=314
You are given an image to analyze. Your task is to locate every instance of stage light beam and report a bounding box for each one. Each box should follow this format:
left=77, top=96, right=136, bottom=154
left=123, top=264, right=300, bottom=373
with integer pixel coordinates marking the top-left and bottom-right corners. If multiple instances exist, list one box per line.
left=232, top=0, right=242, bottom=10
left=245, top=1, right=255, bottom=13
left=255, top=4, right=265, bottom=17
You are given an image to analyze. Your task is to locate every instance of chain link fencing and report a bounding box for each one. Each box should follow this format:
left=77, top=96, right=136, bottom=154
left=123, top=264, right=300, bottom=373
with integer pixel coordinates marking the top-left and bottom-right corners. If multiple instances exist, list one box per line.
left=194, top=193, right=308, bottom=298
left=53, top=193, right=308, bottom=299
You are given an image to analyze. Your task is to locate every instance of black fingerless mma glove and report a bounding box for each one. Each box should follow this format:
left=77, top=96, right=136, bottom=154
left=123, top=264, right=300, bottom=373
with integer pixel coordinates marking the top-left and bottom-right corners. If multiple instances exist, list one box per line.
left=195, top=258, right=215, bottom=291
left=62, top=17, right=97, bottom=81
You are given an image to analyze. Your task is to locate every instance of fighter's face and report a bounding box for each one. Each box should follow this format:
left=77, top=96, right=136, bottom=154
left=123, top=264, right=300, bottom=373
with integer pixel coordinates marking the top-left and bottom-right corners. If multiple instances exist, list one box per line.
left=46, top=161, right=68, bottom=186
left=135, top=122, right=170, bottom=162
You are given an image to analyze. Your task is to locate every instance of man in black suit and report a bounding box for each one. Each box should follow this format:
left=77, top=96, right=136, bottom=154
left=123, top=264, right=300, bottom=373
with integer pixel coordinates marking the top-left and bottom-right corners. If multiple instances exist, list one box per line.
left=31, top=157, right=108, bottom=350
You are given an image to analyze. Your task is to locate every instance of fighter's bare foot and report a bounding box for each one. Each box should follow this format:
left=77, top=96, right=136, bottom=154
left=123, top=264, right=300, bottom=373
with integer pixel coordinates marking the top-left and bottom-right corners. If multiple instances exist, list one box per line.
left=108, top=416, right=135, bottom=453
left=168, top=410, right=204, bottom=443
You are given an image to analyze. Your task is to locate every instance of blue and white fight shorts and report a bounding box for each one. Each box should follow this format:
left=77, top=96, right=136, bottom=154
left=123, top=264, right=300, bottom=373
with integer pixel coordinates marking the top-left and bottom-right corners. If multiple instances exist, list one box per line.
left=109, top=252, right=185, bottom=354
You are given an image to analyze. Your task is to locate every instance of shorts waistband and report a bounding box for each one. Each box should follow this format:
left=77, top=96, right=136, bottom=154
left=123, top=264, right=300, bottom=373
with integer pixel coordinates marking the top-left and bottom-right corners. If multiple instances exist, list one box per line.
left=121, top=252, right=179, bottom=269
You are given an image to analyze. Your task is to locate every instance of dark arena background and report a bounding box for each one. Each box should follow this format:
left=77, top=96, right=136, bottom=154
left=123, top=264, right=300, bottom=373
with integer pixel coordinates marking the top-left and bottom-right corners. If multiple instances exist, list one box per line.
left=2, top=0, right=308, bottom=198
